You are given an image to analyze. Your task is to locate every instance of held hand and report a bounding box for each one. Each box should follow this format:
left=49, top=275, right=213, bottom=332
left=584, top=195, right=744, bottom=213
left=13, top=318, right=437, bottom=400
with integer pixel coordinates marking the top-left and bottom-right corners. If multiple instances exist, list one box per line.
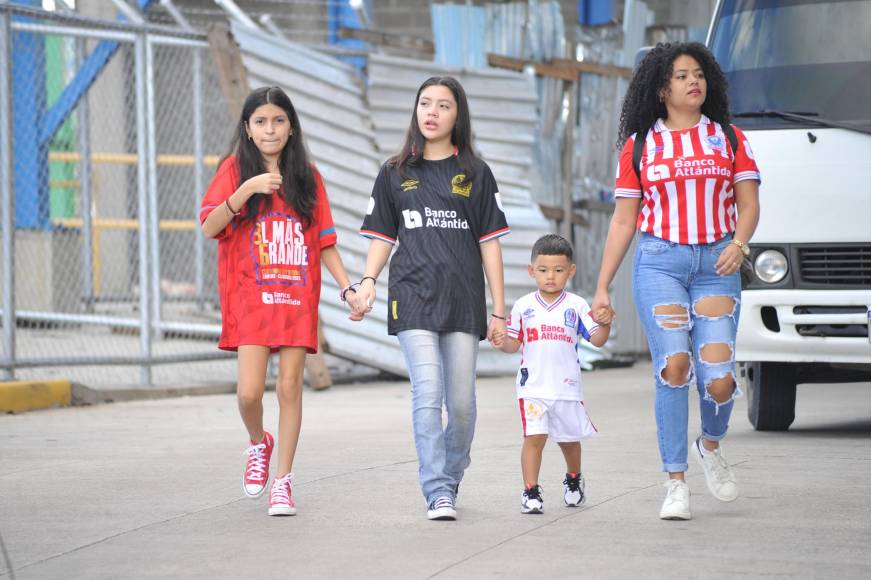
left=594, top=306, right=615, bottom=326
left=244, top=173, right=283, bottom=196
left=591, top=289, right=612, bottom=324
left=715, top=243, right=745, bottom=276
left=350, top=283, right=375, bottom=316
left=487, top=316, right=506, bottom=347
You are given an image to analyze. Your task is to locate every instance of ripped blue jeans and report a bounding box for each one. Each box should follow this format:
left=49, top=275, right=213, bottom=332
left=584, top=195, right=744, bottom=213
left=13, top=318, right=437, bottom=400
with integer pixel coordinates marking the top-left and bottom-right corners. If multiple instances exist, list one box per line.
left=633, top=233, right=742, bottom=473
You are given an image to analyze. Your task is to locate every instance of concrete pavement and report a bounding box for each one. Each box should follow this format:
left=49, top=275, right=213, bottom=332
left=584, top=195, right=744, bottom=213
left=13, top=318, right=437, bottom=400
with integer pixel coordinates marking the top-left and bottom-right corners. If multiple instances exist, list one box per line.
left=1, top=363, right=870, bottom=579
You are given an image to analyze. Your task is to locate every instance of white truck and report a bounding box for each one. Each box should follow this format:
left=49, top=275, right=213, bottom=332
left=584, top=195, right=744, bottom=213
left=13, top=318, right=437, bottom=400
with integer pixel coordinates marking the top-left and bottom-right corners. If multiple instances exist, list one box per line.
left=706, top=0, right=871, bottom=430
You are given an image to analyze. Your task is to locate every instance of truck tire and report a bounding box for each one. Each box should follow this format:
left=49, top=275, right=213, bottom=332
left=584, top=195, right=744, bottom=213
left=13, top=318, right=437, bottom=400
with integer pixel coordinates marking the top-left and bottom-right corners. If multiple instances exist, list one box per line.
left=739, top=362, right=797, bottom=431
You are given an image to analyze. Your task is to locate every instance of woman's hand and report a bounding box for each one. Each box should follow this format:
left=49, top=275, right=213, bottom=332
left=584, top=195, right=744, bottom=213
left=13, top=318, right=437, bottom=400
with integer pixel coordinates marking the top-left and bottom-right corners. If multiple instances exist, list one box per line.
left=715, top=242, right=745, bottom=276
left=349, top=280, right=375, bottom=317
left=243, top=173, right=282, bottom=196
left=591, top=289, right=615, bottom=325
left=487, top=315, right=506, bottom=347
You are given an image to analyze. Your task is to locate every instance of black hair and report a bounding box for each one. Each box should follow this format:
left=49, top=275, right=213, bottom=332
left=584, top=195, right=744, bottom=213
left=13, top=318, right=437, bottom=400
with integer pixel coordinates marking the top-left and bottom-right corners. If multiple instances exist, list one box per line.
left=617, top=42, right=730, bottom=148
left=389, top=76, right=477, bottom=186
left=531, top=234, right=573, bottom=262
left=223, top=86, right=316, bottom=227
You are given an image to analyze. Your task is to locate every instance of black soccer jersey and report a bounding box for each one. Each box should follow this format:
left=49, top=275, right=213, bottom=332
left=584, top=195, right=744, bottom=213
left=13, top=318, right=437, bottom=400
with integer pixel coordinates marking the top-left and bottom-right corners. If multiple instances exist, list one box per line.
left=360, top=155, right=510, bottom=339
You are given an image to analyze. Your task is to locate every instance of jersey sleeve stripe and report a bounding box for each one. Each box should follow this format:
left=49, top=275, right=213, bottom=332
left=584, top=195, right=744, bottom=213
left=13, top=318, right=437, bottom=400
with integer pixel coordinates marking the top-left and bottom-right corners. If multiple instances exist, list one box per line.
left=479, top=227, right=510, bottom=243
left=359, top=229, right=397, bottom=245
left=615, top=188, right=643, bottom=198
left=319, top=227, right=336, bottom=238
left=733, top=171, right=760, bottom=183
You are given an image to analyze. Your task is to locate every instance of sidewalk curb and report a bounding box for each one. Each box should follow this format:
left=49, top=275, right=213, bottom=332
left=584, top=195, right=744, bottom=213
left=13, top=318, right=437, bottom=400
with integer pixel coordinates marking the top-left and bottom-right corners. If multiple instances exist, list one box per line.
left=0, top=379, right=72, bottom=413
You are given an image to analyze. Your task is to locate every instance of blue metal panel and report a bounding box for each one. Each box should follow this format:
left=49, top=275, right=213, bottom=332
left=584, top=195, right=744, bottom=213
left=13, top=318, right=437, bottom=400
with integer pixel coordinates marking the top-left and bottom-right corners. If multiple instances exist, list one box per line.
left=11, top=0, right=48, bottom=229
left=431, top=4, right=486, bottom=68
left=579, top=0, right=614, bottom=26
left=327, top=0, right=367, bottom=72
left=38, top=0, right=155, bottom=149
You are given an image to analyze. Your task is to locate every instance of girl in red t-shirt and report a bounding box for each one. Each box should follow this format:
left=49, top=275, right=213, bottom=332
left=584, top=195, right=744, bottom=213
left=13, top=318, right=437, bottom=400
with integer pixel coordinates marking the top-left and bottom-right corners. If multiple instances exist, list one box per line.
left=201, top=86, right=362, bottom=516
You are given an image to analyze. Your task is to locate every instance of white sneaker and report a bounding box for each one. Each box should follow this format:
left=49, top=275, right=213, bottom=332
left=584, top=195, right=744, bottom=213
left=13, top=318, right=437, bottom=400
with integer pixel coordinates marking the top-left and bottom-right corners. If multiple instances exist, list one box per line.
left=521, top=485, right=544, bottom=514
left=659, top=479, right=691, bottom=520
left=563, top=473, right=586, bottom=507
left=693, top=437, right=739, bottom=502
left=427, top=496, right=456, bottom=521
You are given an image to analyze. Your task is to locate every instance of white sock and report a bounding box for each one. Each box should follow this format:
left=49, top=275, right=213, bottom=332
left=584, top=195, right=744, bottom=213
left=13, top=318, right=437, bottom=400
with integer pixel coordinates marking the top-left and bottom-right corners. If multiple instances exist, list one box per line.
left=698, top=438, right=710, bottom=455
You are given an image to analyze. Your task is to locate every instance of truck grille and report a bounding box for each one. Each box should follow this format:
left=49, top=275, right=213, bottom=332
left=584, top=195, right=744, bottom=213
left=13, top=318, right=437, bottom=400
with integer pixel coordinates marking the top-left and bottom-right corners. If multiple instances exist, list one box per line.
left=797, top=245, right=871, bottom=287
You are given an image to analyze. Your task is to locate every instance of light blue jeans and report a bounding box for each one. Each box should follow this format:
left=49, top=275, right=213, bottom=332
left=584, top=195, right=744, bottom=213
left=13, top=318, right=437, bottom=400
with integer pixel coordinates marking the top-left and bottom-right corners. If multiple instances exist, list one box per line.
left=633, top=233, right=742, bottom=473
left=397, top=330, right=479, bottom=506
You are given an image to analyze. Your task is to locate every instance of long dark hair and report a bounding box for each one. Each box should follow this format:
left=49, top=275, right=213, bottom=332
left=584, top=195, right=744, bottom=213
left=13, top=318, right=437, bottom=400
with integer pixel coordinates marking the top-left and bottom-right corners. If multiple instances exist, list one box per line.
left=223, top=86, right=316, bottom=227
left=617, top=42, right=730, bottom=148
left=389, top=76, right=477, bottom=185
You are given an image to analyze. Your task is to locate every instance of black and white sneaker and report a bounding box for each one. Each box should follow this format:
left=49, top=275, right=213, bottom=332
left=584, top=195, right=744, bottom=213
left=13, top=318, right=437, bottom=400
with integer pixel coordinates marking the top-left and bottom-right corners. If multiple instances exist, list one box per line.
left=427, top=496, right=457, bottom=521
left=563, top=472, right=586, bottom=507
left=521, top=485, right=544, bottom=514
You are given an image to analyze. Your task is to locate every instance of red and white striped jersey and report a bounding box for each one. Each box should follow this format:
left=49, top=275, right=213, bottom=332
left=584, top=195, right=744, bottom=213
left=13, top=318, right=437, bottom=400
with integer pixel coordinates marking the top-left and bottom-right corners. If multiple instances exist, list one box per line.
left=614, top=115, right=760, bottom=244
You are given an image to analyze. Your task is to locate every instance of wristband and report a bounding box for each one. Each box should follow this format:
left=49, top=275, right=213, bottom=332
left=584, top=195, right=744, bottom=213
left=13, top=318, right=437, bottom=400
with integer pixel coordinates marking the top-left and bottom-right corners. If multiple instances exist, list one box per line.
left=490, top=313, right=506, bottom=320
left=360, top=276, right=377, bottom=286
left=340, top=284, right=359, bottom=303
left=225, top=198, right=240, bottom=216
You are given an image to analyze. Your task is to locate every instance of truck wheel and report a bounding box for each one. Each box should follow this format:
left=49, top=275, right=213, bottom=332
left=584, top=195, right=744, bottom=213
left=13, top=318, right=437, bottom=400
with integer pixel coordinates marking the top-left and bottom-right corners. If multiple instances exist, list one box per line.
left=739, top=362, right=797, bottom=431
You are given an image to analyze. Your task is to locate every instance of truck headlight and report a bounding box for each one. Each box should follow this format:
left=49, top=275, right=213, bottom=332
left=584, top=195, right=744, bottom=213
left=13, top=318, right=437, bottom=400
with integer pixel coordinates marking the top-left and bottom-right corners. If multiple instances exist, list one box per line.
left=754, top=250, right=788, bottom=283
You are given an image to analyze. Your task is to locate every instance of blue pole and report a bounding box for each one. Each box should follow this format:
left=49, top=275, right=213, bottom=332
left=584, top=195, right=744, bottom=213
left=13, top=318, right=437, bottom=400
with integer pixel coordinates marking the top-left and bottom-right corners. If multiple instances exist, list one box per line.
left=11, top=0, right=47, bottom=229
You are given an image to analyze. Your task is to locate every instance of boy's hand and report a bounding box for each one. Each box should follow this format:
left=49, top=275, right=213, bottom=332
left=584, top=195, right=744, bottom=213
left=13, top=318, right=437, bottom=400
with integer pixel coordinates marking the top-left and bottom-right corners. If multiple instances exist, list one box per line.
left=594, top=306, right=615, bottom=326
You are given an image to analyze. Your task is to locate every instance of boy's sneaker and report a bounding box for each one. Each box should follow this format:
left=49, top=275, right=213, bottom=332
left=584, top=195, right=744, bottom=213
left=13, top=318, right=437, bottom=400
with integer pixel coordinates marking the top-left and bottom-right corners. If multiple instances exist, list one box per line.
left=693, top=436, right=739, bottom=502
left=427, top=496, right=456, bottom=521
left=659, top=479, right=691, bottom=520
left=268, top=473, right=297, bottom=516
left=563, top=472, right=586, bottom=507
left=521, top=485, right=544, bottom=514
left=243, top=431, right=274, bottom=498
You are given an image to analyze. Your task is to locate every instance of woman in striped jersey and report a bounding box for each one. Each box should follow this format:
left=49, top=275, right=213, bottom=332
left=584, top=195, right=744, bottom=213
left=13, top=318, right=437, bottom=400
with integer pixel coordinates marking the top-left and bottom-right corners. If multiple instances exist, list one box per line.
left=592, top=42, right=761, bottom=521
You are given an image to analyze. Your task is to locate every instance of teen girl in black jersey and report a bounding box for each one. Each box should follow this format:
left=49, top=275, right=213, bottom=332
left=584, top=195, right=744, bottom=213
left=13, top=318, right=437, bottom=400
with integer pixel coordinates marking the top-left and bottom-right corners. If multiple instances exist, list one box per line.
left=353, top=77, right=510, bottom=520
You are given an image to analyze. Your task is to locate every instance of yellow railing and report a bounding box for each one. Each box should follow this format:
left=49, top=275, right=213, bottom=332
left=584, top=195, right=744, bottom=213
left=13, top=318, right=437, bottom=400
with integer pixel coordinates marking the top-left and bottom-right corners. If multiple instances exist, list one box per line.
left=48, top=151, right=221, bottom=166
left=52, top=217, right=200, bottom=294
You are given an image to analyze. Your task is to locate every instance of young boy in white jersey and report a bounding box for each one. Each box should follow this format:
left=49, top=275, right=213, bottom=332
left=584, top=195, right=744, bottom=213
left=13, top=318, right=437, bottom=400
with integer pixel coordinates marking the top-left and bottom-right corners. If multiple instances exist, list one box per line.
left=494, top=234, right=612, bottom=514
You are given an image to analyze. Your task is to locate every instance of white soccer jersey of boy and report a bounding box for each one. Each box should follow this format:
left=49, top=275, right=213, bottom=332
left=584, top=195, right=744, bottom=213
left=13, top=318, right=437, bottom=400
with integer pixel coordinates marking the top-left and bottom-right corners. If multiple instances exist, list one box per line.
left=506, top=290, right=600, bottom=401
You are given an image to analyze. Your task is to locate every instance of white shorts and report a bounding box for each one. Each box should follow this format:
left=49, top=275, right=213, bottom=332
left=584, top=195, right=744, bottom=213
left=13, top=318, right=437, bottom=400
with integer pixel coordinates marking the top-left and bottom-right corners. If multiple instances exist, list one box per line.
left=518, top=398, right=598, bottom=442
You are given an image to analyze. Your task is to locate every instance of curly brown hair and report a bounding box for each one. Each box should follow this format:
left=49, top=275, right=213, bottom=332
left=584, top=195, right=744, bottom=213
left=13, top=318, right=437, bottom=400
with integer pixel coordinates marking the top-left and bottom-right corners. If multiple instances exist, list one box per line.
left=617, top=42, right=731, bottom=148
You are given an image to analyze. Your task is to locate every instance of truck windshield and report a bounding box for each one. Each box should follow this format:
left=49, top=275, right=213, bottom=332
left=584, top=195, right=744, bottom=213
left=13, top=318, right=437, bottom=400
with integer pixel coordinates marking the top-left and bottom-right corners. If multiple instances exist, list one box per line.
left=710, top=0, right=871, bottom=129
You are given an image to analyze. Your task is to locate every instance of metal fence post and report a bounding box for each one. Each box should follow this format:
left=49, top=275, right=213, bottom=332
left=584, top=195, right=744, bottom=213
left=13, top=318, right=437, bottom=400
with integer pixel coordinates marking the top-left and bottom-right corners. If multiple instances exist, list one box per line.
left=193, top=46, right=205, bottom=309
left=145, top=36, right=162, bottom=336
left=135, top=32, right=152, bottom=384
left=0, top=1, right=15, bottom=381
left=76, top=37, right=94, bottom=312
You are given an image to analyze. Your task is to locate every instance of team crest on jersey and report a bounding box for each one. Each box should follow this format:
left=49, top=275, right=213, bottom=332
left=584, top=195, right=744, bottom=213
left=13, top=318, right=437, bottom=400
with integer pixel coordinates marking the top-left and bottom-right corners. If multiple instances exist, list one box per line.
left=451, top=174, right=471, bottom=197
left=564, top=308, right=577, bottom=329
left=522, top=307, right=536, bottom=319
left=706, top=135, right=725, bottom=150
left=401, top=179, right=419, bottom=192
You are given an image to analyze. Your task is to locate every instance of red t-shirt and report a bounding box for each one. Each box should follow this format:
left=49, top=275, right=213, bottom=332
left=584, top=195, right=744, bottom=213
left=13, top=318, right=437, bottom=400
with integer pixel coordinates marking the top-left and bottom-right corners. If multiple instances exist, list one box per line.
left=199, top=156, right=338, bottom=353
left=614, top=115, right=760, bottom=244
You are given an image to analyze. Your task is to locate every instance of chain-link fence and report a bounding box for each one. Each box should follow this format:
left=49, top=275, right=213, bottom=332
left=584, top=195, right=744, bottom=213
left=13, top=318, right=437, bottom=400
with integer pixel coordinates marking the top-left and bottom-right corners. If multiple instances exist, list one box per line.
left=0, top=3, right=238, bottom=385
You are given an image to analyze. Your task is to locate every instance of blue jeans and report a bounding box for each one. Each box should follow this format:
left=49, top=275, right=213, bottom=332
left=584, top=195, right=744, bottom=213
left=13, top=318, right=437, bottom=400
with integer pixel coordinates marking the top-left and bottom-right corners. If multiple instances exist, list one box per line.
left=397, top=330, right=479, bottom=505
left=633, top=233, right=743, bottom=473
